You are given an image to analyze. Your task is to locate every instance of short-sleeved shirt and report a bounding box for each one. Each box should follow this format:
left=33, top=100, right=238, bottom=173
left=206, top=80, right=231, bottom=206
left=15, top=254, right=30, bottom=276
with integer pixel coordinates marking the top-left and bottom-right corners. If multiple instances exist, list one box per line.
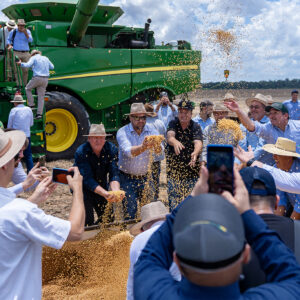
left=283, top=100, right=300, bottom=120
left=0, top=188, right=70, bottom=300
left=166, top=118, right=202, bottom=179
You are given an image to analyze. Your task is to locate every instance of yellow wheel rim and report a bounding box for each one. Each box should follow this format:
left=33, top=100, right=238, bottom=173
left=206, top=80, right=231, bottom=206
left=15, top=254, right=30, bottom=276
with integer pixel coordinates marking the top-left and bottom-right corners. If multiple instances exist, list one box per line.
left=45, top=108, right=78, bottom=153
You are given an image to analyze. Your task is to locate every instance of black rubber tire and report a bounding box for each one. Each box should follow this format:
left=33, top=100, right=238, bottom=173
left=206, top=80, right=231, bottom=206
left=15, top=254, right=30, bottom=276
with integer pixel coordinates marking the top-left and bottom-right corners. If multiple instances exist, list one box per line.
left=45, top=91, right=90, bottom=160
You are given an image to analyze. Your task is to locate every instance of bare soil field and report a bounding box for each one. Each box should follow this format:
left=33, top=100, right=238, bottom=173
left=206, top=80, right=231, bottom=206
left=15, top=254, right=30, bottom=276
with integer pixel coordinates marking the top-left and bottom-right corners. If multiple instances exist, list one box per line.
left=37, top=88, right=292, bottom=299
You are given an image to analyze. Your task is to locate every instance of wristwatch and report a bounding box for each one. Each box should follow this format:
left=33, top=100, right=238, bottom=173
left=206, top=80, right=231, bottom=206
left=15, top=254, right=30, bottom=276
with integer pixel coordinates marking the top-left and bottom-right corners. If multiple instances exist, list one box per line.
left=246, top=158, right=255, bottom=167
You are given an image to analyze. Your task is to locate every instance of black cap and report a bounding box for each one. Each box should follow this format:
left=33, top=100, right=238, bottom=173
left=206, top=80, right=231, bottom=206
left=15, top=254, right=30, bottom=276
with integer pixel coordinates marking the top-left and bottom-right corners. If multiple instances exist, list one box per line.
left=173, top=194, right=245, bottom=270
left=200, top=100, right=213, bottom=108
left=177, top=99, right=195, bottom=110
left=240, top=167, right=276, bottom=196
left=265, top=102, right=288, bottom=114
left=159, top=91, right=168, bottom=98
left=291, top=90, right=298, bottom=94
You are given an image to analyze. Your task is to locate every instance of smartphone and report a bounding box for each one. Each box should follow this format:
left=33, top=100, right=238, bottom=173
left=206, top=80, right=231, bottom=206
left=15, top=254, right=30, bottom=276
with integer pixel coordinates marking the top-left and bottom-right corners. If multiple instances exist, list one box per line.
left=207, top=145, right=234, bottom=194
left=38, top=156, right=46, bottom=167
left=52, top=168, right=74, bottom=184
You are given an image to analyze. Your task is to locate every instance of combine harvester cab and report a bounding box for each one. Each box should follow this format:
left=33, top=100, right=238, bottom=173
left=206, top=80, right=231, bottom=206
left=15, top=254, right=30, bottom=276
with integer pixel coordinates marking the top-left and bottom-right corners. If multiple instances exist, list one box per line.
left=1, top=0, right=201, bottom=160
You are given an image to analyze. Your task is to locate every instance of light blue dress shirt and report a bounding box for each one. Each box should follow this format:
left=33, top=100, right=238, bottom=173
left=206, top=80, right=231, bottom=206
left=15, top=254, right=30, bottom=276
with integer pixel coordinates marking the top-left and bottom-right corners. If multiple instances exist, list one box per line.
left=21, top=54, right=54, bottom=77
left=253, top=119, right=300, bottom=165
left=192, top=115, right=215, bottom=132
left=154, top=104, right=178, bottom=128
left=283, top=100, right=300, bottom=120
left=117, top=123, right=161, bottom=176
left=7, top=104, right=33, bottom=137
left=7, top=29, right=33, bottom=51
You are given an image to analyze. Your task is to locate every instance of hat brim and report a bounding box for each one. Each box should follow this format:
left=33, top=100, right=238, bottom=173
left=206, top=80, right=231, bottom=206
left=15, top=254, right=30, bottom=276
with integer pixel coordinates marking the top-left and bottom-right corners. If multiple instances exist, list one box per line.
left=246, top=98, right=267, bottom=107
left=6, top=22, right=16, bottom=29
left=263, top=144, right=300, bottom=158
left=125, top=112, right=152, bottom=116
left=0, top=130, right=26, bottom=168
left=147, top=112, right=158, bottom=117
left=10, top=100, right=26, bottom=103
left=129, top=214, right=167, bottom=236
left=83, top=133, right=112, bottom=137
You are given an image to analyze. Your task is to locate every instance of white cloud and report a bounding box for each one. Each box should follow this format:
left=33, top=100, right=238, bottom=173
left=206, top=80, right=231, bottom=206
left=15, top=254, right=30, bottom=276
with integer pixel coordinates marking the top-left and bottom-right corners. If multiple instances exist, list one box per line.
left=1, top=0, right=300, bottom=82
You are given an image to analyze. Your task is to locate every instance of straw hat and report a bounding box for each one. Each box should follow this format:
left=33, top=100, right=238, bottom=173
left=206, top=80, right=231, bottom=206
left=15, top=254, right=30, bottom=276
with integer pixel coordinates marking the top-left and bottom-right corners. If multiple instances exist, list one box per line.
left=10, top=94, right=26, bottom=103
left=246, top=94, right=268, bottom=107
left=30, top=50, right=42, bottom=56
left=129, top=201, right=169, bottom=236
left=213, top=103, right=229, bottom=112
left=125, top=103, right=151, bottom=116
left=83, top=124, right=112, bottom=137
left=263, top=137, right=300, bottom=158
left=144, top=103, right=157, bottom=117
left=0, top=128, right=26, bottom=168
left=223, top=93, right=237, bottom=101
left=17, top=19, right=26, bottom=26
left=265, top=95, right=274, bottom=105
left=6, top=20, right=16, bottom=29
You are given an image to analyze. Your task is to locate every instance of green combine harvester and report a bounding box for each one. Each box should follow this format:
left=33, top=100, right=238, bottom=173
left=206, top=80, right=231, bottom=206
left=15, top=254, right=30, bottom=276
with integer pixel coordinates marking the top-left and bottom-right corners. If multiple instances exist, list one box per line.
left=0, top=0, right=201, bottom=160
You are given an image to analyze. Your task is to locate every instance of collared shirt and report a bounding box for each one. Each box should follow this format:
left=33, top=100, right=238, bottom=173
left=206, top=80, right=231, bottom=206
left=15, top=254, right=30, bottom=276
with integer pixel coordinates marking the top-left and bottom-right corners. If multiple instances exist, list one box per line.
left=283, top=100, right=300, bottom=120
left=7, top=104, right=33, bottom=137
left=167, top=118, right=202, bottom=178
left=74, top=141, right=120, bottom=193
left=0, top=187, right=70, bottom=300
left=154, top=104, right=178, bottom=128
left=192, top=115, right=215, bottom=132
left=117, top=123, right=160, bottom=176
left=7, top=28, right=33, bottom=51
left=254, top=119, right=300, bottom=165
left=127, top=220, right=181, bottom=300
left=146, top=117, right=166, bottom=161
left=21, top=54, right=54, bottom=77
left=134, top=199, right=300, bottom=299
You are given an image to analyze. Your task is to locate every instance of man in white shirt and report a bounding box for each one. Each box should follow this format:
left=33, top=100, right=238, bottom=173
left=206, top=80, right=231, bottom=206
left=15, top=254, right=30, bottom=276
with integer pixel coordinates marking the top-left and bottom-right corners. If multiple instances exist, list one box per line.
left=127, top=201, right=180, bottom=300
left=0, top=128, right=85, bottom=300
left=7, top=93, right=34, bottom=172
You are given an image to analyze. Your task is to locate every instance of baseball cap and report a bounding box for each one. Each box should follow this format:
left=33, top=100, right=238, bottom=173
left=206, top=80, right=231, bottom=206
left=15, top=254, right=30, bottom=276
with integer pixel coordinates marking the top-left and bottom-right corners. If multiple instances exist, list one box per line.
left=173, top=194, right=245, bottom=271
left=265, top=102, right=288, bottom=114
left=240, top=167, right=276, bottom=196
left=159, top=91, right=168, bottom=98
left=177, top=99, right=195, bottom=110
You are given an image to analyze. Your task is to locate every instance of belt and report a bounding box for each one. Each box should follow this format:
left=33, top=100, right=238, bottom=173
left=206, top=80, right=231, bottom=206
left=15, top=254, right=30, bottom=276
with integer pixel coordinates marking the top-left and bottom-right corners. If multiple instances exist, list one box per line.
left=14, top=50, right=29, bottom=53
left=120, top=170, right=147, bottom=180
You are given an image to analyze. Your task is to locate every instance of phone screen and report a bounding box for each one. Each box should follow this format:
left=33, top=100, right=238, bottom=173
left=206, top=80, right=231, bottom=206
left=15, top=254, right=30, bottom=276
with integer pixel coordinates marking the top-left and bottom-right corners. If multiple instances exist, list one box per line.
left=52, top=168, right=74, bottom=184
left=207, top=145, right=234, bottom=194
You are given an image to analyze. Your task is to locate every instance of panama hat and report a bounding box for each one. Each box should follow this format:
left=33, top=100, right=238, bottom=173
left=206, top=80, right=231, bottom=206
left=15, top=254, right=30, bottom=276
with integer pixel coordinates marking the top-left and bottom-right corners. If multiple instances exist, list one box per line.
left=83, top=124, right=112, bottom=137
left=144, top=103, right=157, bottom=117
left=263, top=137, right=300, bottom=158
left=30, top=50, right=42, bottom=56
left=125, top=103, right=151, bottom=116
left=213, top=103, right=229, bottom=112
left=0, top=128, right=26, bottom=168
left=223, top=93, right=237, bottom=101
left=129, top=201, right=169, bottom=236
left=265, top=95, right=274, bottom=105
left=17, top=19, right=26, bottom=26
left=246, top=94, right=268, bottom=107
left=10, top=94, right=26, bottom=103
left=6, top=20, right=16, bottom=29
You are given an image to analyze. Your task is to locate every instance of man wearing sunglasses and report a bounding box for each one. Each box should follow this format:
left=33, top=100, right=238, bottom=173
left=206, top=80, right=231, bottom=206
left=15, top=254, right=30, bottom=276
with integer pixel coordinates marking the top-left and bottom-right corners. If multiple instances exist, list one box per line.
left=117, top=103, right=163, bottom=220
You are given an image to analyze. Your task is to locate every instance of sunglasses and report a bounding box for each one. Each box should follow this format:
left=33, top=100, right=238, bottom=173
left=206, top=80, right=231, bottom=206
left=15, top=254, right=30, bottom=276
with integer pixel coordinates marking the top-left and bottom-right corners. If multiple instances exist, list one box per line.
left=132, top=116, right=147, bottom=121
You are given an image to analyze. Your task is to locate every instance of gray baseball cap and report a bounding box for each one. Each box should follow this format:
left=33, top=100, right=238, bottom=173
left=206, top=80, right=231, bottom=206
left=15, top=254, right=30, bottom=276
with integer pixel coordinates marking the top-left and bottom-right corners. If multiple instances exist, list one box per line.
left=173, top=194, right=245, bottom=270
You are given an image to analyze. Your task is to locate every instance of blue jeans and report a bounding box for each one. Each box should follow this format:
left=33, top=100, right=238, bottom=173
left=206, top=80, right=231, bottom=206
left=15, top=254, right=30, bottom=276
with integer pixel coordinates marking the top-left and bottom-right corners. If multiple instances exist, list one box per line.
left=120, top=172, right=146, bottom=220
left=168, top=175, right=198, bottom=210
left=23, top=137, right=33, bottom=173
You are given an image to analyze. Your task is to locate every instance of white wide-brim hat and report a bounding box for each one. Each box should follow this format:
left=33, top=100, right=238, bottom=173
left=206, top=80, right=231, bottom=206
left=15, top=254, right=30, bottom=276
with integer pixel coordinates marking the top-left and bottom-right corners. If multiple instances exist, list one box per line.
left=246, top=93, right=268, bottom=107
left=125, top=103, right=152, bottom=116
left=263, top=137, right=300, bottom=158
left=83, top=123, right=112, bottom=137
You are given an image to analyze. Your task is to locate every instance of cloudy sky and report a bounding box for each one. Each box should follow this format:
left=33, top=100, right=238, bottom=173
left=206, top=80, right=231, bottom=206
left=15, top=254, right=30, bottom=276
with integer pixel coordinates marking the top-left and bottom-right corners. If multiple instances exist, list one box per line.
left=1, top=0, right=300, bottom=82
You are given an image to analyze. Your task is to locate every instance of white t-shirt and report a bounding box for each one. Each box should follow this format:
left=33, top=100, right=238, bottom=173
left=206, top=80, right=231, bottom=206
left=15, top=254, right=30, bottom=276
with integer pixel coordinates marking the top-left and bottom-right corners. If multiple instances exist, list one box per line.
left=0, top=187, right=71, bottom=300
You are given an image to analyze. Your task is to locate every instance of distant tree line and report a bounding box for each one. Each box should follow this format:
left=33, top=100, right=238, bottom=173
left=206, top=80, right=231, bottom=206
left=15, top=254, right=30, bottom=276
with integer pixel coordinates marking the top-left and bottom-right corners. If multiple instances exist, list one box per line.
left=202, top=78, right=300, bottom=89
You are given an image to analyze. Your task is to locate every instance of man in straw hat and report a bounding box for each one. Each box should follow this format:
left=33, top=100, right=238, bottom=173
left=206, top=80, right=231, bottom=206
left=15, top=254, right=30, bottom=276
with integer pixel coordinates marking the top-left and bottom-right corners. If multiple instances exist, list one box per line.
left=239, top=94, right=269, bottom=160
left=192, top=100, right=215, bottom=132
left=7, top=19, right=33, bottom=85
left=75, top=123, right=121, bottom=226
left=7, top=93, right=34, bottom=172
left=17, top=49, right=54, bottom=119
left=117, top=103, right=163, bottom=220
left=166, top=99, right=203, bottom=209
left=134, top=166, right=300, bottom=299
left=0, top=128, right=85, bottom=299
left=4, top=20, right=16, bottom=81
left=127, top=201, right=180, bottom=300
left=225, top=98, right=300, bottom=166
left=283, top=90, right=300, bottom=120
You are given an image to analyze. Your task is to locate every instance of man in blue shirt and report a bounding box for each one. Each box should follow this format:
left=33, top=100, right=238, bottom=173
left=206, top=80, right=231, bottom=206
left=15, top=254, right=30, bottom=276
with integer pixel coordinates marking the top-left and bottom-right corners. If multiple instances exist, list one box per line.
left=134, top=167, right=300, bottom=299
left=17, top=50, right=54, bottom=119
left=283, top=90, right=300, bottom=120
left=117, top=103, right=163, bottom=220
left=192, top=100, right=215, bottom=131
left=74, top=124, right=121, bottom=226
left=7, top=19, right=33, bottom=85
